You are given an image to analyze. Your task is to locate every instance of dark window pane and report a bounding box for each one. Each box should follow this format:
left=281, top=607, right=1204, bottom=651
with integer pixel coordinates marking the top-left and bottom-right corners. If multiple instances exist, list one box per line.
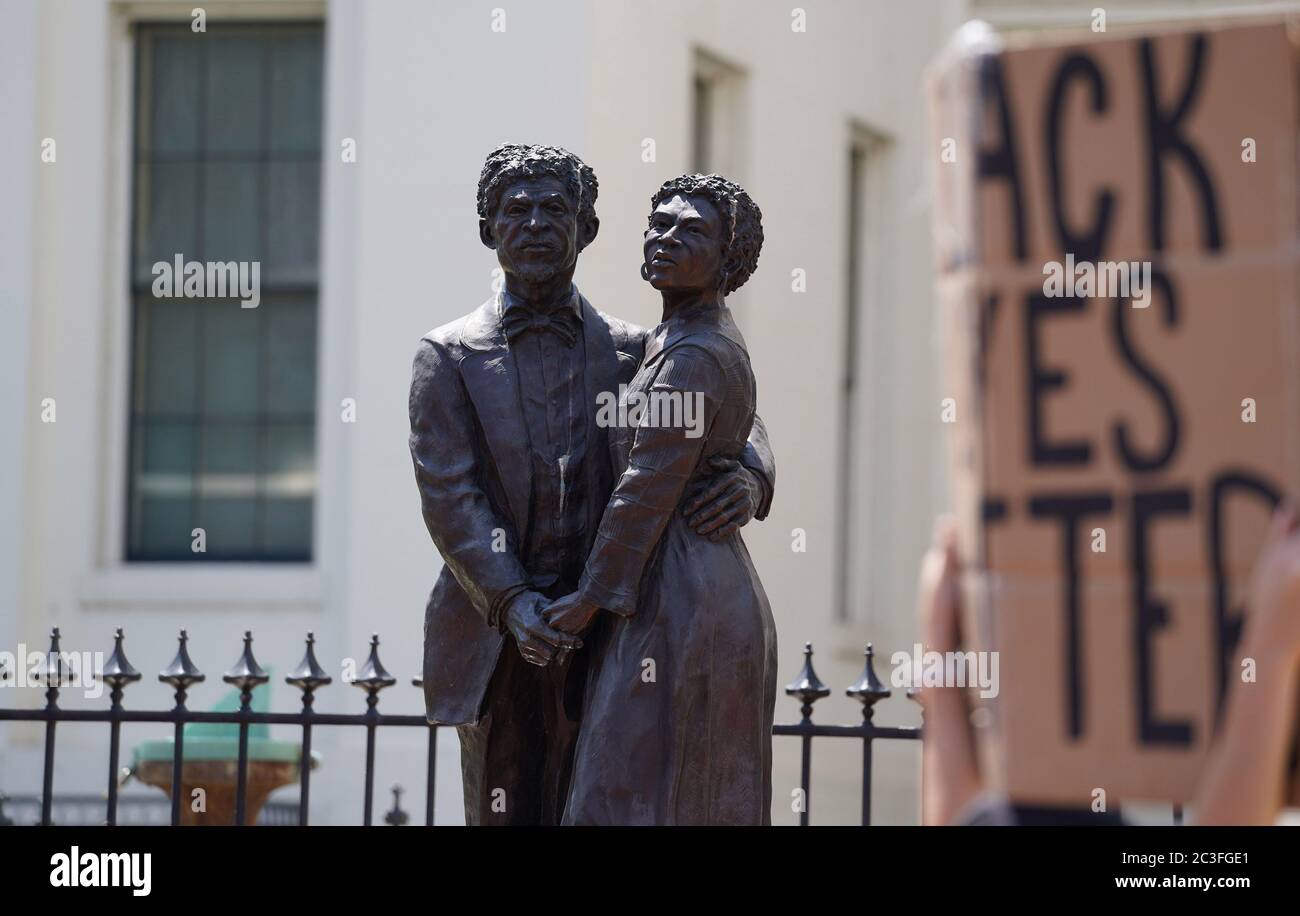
left=202, top=162, right=262, bottom=263
left=197, top=497, right=259, bottom=557
left=144, top=36, right=201, bottom=154
left=200, top=422, right=258, bottom=477
left=134, top=161, right=198, bottom=284
left=262, top=498, right=313, bottom=557
left=265, top=300, right=317, bottom=415
left=141, top=422, right=196, bottom=476
left=131, top=422, right=196, bottom=554
left=205, top=34, right=266, bottom=154
left=137, top=496, right=194, bottom=558
left=263, top=424, right=315, bottom=481
left=139, top=298, right=198, bottom=414
left=270, top=35, right=323, bottom=152
left=201, top=304, right=261, bottom=417
left=266, top=161, right=319, bottom=283
left=127, top=23, right=323, bottom=562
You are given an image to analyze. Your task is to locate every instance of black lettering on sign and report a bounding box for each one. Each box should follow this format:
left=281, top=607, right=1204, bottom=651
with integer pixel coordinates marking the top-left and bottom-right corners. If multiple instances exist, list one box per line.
left=1139, top=34, right=1223, bottom=252
left=1046, top=53, right=1115, bottom=263
left=1130, top=488, right=1194, bottom=746
left=1207, top=472, right=1280, bottom=724
left=976, top=55, right=1027, bottom=261
left=981, top=495, right=1008, bottom=568
left=1111, top=269, right=1181, bottom=471
left=1030, top=493, right=1115, bottom=740
left=976, top=290, right=1000, bottom=397
left=1025, top=292, right=1091, bottom=466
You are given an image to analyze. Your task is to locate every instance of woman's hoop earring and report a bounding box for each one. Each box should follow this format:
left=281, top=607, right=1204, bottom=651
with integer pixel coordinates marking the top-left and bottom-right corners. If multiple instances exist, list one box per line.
left=640, top=263, right=651, bottom=281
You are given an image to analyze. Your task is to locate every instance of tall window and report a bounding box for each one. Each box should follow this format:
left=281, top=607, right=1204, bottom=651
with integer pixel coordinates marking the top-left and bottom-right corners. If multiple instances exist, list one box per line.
left=691, top=74, right=712, bottom=173
left=127, top=23, right=323, bottom=561
left=835, top=128, right=885, bottom=621
left=690, top=49, right=746, bottom=177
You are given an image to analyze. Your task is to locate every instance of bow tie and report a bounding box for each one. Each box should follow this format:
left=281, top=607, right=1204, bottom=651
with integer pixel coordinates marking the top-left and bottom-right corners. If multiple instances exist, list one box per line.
left=502, top=303, right=580, bottom=347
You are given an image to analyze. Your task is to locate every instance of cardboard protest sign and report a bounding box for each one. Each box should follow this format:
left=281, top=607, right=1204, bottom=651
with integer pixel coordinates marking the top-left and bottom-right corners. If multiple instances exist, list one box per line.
left=929, top=18, right=1300, bottom=806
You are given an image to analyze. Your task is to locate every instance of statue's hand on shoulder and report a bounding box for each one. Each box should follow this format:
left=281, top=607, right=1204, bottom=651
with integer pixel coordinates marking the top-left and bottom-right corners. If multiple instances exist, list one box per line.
left=543, top=592, right=601, bottom=637
left=682, top=456, right=763, bottom=542
left=504, top=591, right=581, bottom=667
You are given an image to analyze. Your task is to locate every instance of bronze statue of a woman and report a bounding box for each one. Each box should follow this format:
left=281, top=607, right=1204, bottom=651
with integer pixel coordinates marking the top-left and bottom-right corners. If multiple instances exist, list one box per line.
left=544, top=174, right=778, bottom=825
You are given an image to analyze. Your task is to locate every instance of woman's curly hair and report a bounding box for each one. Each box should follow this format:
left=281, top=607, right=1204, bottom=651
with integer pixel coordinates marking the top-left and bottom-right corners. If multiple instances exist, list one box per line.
left=648, top=173, right=763, bottom=295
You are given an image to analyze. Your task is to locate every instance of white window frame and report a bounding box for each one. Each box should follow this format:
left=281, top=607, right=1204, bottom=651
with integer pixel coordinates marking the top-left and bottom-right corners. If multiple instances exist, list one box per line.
left=835, top=122, right=892, bottom=625
left=80, top=0, right=331, bottom=613
left=691, top=47, right=748, bottom=180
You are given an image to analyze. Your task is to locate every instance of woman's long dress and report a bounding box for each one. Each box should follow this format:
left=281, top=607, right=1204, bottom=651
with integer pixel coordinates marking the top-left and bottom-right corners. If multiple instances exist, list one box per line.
left=562, top=302, right=778, bottom=825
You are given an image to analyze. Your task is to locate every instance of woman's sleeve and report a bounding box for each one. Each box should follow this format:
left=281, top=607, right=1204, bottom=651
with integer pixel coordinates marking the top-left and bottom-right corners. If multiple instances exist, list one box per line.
left=576, top=344, right=727, bottom=615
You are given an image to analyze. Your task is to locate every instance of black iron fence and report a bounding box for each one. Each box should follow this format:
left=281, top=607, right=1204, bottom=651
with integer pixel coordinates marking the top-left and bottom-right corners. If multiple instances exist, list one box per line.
left=777, top=641, right=921, bottom=826
left=0, top=628, right=919, bottom=826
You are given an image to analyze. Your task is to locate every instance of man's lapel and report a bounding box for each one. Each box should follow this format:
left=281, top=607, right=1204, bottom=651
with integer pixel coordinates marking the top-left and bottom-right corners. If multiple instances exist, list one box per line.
left=458, top=294, right=533, bottom=535
left=580, top=293, right=621, bottom=533
left=580, top=293, right=623, bottom=421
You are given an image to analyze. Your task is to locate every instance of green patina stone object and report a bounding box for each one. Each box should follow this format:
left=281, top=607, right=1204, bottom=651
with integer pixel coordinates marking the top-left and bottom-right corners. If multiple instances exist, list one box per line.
left=131, top=674, right=320, bottom=825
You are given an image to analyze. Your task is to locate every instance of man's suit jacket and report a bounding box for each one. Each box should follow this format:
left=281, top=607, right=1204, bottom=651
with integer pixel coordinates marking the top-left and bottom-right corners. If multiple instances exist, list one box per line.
left=409, top=291, right=775, bottom=725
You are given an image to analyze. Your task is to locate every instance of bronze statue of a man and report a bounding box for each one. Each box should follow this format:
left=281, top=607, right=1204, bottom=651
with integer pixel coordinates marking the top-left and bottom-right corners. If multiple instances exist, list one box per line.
left=408, top=145, right=775, bottom=825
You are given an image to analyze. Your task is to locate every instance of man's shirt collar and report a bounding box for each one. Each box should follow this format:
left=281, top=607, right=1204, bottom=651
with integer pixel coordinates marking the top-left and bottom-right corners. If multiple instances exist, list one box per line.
left=499, top=284, right=583, bottom=322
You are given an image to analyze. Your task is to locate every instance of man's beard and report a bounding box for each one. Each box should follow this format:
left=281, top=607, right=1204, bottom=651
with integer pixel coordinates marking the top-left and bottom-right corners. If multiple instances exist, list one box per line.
left=510, top=260, right=568, bottom=285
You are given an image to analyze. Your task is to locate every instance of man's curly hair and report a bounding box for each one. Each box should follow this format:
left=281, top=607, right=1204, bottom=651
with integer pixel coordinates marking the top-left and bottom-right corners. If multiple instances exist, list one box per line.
left=477, top=144, right=598, bottom=228
left=648, top=173, right=763, bottom=295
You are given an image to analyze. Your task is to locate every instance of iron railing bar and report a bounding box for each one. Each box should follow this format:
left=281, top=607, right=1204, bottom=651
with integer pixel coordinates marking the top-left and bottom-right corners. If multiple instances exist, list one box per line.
left=773, top=722, right=920, bottom=740
left=0, top=709, right=434, bottom=726
left=299, top=720, right=313, bottom=826
left=363, top=719, right=377, bottom=827
left=235, top=713, right=250, bottom=826
left=106, top=711, right=123, bottom=826
left=798, top=730, right=812, bottom=827
left=425, top=726, right=437, bottom=826
left=3, top=710, right=906, bottom=733
left=861, top=737, right=873, bottom=826
left=170, top=716, right=184, bottom=826
left=40, top=641, right=61, bottom=827
left=40, top=720, right=56, bottom=827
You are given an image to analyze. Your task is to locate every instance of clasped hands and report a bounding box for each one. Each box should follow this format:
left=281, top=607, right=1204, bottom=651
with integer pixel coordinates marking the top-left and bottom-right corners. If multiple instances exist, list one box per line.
left=502, top=590, right=599, bottom=668
left=504, top=458, right=763, bottom=667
